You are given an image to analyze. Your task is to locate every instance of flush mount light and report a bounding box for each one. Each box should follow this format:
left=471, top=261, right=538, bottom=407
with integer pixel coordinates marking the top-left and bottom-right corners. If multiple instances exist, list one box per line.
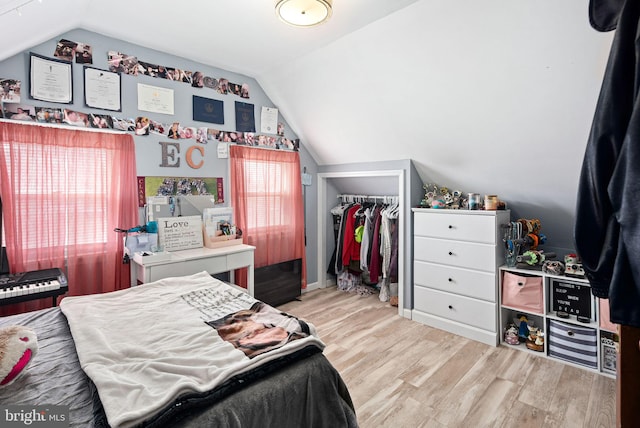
left=276, top=0, right=332, bottom=27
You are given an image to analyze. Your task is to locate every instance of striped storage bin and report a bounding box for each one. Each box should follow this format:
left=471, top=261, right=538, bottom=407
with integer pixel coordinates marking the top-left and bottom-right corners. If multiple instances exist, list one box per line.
left=548, top=320, right=598, bottom=369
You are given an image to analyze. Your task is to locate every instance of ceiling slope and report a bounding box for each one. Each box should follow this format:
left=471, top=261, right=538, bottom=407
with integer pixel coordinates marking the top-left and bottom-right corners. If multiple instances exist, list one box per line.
left=0, top=0, right=420, bottom=76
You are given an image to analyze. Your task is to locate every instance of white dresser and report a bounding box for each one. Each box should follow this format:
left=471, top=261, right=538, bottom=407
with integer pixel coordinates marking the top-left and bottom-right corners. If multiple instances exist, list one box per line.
left=412, top=208, right=510, bottom=346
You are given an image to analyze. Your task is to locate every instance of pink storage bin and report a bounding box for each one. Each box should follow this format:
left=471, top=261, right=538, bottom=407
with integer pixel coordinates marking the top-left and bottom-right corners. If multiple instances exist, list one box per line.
left=599, top=298, right=618, bottom=332
left=502, top=271, right=543, bottom=314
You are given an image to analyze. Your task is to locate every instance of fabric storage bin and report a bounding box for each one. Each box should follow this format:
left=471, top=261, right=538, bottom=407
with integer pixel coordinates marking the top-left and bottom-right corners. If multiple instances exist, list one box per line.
left=599, top=299, right=618, bottom=332
left=548, top=319, right=598, bottom=369
left=501, top=272, right=543, bottom=314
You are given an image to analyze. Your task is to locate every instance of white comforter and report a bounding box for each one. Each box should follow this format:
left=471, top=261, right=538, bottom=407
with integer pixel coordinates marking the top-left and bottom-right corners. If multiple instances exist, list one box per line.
left=59, top=271, right=324, bottom=428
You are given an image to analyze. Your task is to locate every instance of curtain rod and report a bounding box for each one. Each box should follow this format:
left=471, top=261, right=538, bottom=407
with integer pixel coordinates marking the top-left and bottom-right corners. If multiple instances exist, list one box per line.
left=0, top=118, right=125, bottom=135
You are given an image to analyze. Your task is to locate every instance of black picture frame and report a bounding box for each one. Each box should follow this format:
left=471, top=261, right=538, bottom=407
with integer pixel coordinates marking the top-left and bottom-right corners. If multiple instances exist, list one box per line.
left=28, top=52, right=73, bottom=104
left=83, top=66, right=122, bottom=112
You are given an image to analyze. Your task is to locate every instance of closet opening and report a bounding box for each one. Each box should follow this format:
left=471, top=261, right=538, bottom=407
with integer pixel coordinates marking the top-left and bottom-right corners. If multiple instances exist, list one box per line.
left=317, top=170, right=406, bottom=318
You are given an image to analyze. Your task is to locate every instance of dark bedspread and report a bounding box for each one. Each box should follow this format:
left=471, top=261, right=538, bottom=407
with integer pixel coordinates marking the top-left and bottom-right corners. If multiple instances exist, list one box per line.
left=0, top=307, right=358, bottom=428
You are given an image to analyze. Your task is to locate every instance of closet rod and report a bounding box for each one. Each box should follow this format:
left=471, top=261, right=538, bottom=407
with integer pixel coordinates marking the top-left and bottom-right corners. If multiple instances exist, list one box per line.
left=337, top=194, right=397, bottom=200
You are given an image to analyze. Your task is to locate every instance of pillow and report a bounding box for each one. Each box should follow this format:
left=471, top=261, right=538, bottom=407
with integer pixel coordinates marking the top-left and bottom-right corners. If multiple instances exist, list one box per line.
left=0, top=326, right=38, bottom=387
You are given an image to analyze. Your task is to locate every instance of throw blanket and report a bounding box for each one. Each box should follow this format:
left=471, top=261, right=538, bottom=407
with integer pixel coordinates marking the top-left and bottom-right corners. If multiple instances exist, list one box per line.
left=59, top=271, right=324, bottom=428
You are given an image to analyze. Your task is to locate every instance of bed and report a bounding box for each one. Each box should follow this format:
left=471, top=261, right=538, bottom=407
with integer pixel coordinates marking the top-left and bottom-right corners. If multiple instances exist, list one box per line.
left=0, top=271, right=358, bottom=428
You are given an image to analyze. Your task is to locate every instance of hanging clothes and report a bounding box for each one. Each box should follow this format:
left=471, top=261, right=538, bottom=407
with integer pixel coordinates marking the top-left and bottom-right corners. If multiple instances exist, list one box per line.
left=575, top=0, right=640, bottom=327
left=340, top=204, right=362, bottom=269
left=327, top=204, right=350, bottom=275
left=368, top=207, right=383, bottom=284
left=327, top=195, right=399, bottom=299
left=359, top=206, right=374, bottom=271
left=388, top=219, right=399, bottom=282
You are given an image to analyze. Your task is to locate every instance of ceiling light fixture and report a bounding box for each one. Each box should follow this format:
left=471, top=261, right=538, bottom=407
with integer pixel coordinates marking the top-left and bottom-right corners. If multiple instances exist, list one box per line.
left=276, top=0, right=332, bottom=28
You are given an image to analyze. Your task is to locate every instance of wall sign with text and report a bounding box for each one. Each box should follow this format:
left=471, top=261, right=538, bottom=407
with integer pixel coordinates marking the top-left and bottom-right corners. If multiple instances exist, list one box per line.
left=157, top=215, right=203, bottom=251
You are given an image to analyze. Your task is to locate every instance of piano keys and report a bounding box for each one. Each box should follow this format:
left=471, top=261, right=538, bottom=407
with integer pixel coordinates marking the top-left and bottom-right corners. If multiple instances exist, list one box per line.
left=0, top=268, right=68, bottom=307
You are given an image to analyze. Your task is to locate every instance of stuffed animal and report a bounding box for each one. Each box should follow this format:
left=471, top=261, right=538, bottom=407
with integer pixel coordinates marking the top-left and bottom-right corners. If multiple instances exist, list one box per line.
left=0, top=326, right=38, bottom=387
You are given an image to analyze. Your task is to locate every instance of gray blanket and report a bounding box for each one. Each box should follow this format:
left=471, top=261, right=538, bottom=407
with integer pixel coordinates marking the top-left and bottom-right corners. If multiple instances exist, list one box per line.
left=0, top=306, right=101, bottom=427
left=0, top=304, right=358, bottom=428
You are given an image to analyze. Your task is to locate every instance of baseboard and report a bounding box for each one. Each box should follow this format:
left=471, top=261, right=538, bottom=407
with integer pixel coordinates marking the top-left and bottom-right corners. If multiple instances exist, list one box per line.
left=302, top=281, right=320, bottom=293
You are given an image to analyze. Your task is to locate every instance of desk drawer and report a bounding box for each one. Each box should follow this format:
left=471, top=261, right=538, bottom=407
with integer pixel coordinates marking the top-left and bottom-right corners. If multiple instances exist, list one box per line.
left=182, top=256, right=228, bottom=275
left=414, top=211, right=497, bottom=243
left=414, top=286, right=496, bottom=332
left=414, top=261, right=496, bottom=301
left=147, top=257, right=228, bottom=282
left=414, top=236, right=496, bottom=272
left=227, top=250, right=253, bottom=269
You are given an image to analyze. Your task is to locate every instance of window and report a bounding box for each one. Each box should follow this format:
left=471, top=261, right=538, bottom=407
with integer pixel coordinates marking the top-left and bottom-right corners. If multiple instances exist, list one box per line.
left=0, top=122, right=138, bottom=314
left=229, top=145, right=306, bottom=287
left=3, top=143, right=111, bottom=252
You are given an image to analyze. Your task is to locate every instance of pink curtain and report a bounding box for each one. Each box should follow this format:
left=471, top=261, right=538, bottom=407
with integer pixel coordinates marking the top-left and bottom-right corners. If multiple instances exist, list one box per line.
left=0, top=122, right=138, bottom=315
left=229, top=145, right=306, bottom=289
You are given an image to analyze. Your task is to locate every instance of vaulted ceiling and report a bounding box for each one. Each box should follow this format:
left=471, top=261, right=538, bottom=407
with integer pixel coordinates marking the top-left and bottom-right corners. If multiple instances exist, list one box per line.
left=0, top=0, right=617, bottom=253
left=0, top=0, right=420, bottom=77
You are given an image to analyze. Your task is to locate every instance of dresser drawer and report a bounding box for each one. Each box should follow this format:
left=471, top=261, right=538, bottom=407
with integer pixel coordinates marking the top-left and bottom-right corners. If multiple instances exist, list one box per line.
left=414, top=236, right=497, bottom=272
left=414, top=211, right=497, bottom=243
left=414, top=286, right=496, bottom=332
left=414, top=261, right=496, bottom=301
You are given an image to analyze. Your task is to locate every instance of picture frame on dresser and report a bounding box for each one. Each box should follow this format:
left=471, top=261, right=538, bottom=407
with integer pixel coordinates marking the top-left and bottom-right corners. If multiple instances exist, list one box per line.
left=411, top=208, right=511, bottom=347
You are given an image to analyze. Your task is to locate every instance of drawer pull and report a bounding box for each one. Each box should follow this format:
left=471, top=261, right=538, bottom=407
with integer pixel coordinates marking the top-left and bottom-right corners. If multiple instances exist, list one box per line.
left=448, top=278, right=453, bottom=282
left=448, top=251, right=453, bottom=256
left=448, top=305, right=453, bottom=310
left=448, top=225, right=453, bottom=229
left=567, top=330, right=574, bottom=337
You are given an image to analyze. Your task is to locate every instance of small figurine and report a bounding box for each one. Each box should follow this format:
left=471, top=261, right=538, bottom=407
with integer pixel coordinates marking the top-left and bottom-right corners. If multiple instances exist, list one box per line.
left=564, top=253, right=586, bottom=278
left=517, top=250, right=557, bottom=266
left=542, top=260, right=565, bottom=275
left=516, top=315, right=529, bottom=342
left=504, top=324, right=519, bottom=345
left=526, top=327, right=544, bottom=352
left=431, top=199, right=446, bottom=209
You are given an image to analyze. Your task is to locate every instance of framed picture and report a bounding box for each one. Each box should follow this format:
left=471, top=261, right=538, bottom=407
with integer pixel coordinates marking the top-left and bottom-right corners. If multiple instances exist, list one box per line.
left=137, top=83, right=174, bottom=115
left=29, top=52, right=73, bottom=104
left=84, top=66, right=121, bottom=112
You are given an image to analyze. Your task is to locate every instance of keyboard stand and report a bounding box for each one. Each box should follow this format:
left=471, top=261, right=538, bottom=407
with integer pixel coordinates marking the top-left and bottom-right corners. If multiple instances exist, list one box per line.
left=0, top=288, right=67, bottom=307
left=0, top=268, right=69, bottom=308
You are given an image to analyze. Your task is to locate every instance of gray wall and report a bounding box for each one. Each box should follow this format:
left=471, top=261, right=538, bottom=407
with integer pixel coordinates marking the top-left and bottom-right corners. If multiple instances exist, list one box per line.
left=0, top=28, right=323, bottom=283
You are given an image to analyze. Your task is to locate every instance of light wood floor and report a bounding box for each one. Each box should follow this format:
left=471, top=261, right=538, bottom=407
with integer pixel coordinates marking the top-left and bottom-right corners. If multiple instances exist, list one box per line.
left=278, top=286, right=616, bottom=428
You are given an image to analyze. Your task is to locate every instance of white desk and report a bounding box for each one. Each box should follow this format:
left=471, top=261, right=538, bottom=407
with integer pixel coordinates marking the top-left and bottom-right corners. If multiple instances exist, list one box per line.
left=130, top=244, right=256, bottom=296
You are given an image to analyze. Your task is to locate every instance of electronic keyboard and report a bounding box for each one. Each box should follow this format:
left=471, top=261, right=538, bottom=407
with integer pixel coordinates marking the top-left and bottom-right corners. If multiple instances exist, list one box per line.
left=0, top=268, right=68, bottom=306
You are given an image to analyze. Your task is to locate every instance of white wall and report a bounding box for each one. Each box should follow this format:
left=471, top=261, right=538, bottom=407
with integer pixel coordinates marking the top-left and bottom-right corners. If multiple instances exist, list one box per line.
left=260, top=0, right=615, bottom=256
